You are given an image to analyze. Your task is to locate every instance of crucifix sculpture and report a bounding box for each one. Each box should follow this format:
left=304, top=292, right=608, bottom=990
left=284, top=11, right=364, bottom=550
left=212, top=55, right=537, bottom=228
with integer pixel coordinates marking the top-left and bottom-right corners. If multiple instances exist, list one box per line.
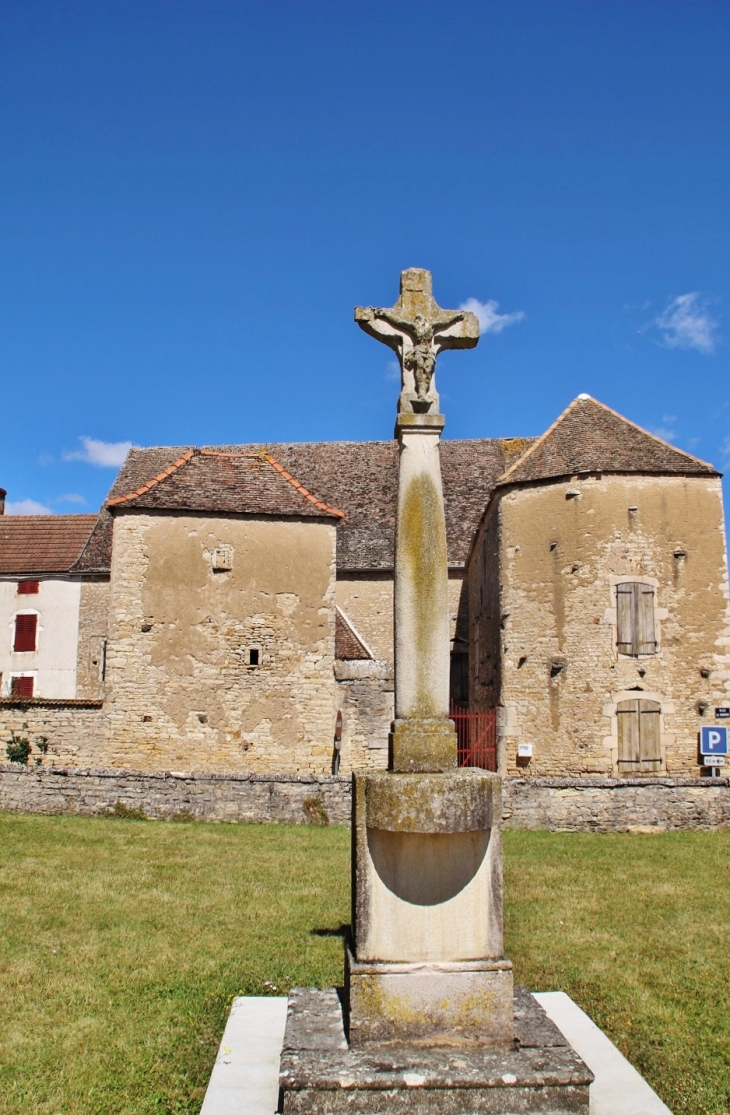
left=355, top=268, right=479, bottom=413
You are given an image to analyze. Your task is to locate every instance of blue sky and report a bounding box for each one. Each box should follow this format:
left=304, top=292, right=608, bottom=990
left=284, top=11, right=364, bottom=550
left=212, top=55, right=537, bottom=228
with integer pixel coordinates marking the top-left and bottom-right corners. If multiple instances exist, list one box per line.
left=1, top=1, right=729, bottom=516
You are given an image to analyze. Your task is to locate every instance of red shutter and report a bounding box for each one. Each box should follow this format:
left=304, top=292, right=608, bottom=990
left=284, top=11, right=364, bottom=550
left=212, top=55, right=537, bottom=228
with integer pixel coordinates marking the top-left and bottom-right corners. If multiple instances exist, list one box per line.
left=18, top=581, right=40, bottom=595
left=14, top=614, right=38, bottom=652
left=11, top=676, right=34, bottom=697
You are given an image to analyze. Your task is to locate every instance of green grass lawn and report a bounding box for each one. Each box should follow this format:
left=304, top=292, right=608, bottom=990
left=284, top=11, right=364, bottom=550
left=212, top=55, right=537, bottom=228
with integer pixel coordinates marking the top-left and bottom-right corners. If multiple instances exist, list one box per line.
left=0, top=815, right=727, bottom=1115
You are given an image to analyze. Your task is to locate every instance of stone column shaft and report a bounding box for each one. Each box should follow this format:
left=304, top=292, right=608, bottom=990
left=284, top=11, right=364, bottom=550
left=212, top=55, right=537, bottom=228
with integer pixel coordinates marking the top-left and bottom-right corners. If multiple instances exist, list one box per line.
left=390, top=413, right=457, bottom=772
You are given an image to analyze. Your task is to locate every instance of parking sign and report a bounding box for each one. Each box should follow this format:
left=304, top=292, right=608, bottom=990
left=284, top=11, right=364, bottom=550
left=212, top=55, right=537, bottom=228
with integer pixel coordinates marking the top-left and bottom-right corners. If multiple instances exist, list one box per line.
left=700, top=726, right=728, bottom=755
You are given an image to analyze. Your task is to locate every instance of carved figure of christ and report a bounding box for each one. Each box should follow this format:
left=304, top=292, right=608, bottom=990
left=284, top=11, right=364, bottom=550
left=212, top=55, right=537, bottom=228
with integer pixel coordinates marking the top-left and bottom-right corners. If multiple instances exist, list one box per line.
left=355, top=268, right=479, bottom=413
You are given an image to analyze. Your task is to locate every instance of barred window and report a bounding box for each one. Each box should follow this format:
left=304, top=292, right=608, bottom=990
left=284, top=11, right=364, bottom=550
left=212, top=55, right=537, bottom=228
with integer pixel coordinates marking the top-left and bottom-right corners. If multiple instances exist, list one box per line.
left=616, top=582, right=656, bottom=656
left=617, top=699, right=662, bottom=774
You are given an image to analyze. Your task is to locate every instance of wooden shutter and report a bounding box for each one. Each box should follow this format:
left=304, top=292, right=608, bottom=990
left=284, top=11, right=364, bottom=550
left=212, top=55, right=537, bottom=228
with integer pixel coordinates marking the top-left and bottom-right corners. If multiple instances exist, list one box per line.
left=637, top=586, right=656, bottom=655
left=617, top=698, right=662, bottom=773
left=639, top=700, right=661, bottom=771
left=13, top=614, right=38, bottom=652
left=616, top=584, right=636, bottom=655
left=617, top=700, right=641, bottom=765
left=616, top=583, right=656, bottom=657
left=17, top=581, right=40, bottom=595
left=11, top=676, right=34, bottom=697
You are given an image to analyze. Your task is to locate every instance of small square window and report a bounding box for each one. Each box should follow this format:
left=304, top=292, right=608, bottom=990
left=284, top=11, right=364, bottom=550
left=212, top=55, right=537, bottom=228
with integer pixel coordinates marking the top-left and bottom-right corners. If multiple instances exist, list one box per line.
left=248, top=648, right=260, bottom=667
left=18, top=581, right=40, bottom=595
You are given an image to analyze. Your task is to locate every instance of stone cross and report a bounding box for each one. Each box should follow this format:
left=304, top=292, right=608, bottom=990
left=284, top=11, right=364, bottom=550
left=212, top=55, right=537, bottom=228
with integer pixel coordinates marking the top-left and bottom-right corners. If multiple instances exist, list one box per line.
left=355, top=268, right=479, bottom=414
left=355, top=268, right=480, bottom=773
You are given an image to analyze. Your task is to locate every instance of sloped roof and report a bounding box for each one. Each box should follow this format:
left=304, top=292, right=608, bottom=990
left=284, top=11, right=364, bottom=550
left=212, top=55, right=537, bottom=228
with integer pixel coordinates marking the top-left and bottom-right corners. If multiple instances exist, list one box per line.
left=86, top=437, right=530, bottom=573
left=335, top=608, right=373, bottom=660
left=0, top=515, right=98, bottom=575
left=106, top=449, right=345, bottom=519
left=498, top=395, right=718, bottom=487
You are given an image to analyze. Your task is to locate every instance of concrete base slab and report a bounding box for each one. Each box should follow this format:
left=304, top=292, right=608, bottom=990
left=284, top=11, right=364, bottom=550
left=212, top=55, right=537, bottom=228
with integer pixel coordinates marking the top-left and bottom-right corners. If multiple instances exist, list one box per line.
left=201, top=991, right=673, bottom=1115
left=534, top=993, right=672, bottom=1115
left=200, top=996, right=287, bottom=1115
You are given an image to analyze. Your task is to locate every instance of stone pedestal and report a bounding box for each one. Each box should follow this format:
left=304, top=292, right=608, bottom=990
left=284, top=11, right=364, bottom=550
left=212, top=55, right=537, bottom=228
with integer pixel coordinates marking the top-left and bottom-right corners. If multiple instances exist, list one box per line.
left=279, top=987, right=593, bottom=1114
left=347, top=769, right=513, bottom=1045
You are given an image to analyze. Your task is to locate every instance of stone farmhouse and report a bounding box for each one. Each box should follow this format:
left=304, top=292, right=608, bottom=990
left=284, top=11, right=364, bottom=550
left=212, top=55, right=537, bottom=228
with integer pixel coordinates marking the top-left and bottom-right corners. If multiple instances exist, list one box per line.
left=1, top=395, right=729, bottom=780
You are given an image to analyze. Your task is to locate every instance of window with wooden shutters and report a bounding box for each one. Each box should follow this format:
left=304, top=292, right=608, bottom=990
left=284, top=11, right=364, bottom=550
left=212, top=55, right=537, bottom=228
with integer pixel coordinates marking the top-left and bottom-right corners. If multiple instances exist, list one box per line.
left=616, top=582, right=657, bottom=656
left=11, top=675, right=34, bottom=697
left=616, top=699, right=662, bottom=773
left=17, top=580, right=40, bottom=595
left=13, top=613, right=38, bottom=652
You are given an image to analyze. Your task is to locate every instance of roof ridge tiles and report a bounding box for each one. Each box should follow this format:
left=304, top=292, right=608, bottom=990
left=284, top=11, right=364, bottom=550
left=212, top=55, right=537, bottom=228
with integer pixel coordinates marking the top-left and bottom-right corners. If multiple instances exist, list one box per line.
left=263, top=453, right=345, bottom=519
left=106, top=449, right=195, bottom=507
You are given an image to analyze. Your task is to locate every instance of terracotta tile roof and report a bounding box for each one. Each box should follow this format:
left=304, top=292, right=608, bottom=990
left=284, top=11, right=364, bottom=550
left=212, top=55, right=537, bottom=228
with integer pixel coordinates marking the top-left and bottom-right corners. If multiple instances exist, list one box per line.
left=498, top=396, right=719, bottom=487
left=105, top=449, right=345, bottom=519
left=0, top=515, right=98, bottom=575
left=335, top=608, right=373, bottom=660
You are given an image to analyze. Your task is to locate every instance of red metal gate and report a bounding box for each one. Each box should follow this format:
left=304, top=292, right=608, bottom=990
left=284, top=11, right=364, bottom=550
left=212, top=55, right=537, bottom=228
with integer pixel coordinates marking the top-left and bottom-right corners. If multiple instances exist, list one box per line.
left=450, top=701, right=497, bottom=771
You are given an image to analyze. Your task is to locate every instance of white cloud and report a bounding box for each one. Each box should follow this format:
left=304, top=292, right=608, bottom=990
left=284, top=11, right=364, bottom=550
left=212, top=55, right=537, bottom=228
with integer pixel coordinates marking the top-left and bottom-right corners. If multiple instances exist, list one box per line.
left=64, top=436, right=135, bottom=467
left=6, top=499, right=54, bottom=515
left=57, top=492, right=87, bottom=505
left=384, top=359, right=400, bottom=382
left=651, top=414, right=677, bottom=443
left=459, top=297, right=525, bottom=334
left=654, top=293, right=719, bottom=354
left=721, top=436, right=730, bottom=468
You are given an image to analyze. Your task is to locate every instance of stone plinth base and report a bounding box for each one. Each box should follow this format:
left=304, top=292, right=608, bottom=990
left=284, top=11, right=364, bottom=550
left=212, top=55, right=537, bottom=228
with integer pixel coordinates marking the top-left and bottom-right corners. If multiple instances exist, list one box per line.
left=279, top=987, right=593, bottom=1114
left=346, top=946, right=514, bottom=1044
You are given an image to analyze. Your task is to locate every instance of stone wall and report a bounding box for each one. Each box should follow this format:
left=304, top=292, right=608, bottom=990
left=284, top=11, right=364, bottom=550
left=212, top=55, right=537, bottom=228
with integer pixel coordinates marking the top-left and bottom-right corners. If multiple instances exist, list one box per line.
left=102, top=511, right=339, bottom=773
left=503, top=776, right=730, bottom=832
left=1, top=765, right=727, bottom=831
left=0, top=764, right=352, bottom=824
left=469, top=474, right=730, bottom=778
left=75, top=579, right=110, bottom=700
left=0, top=700, right=103, bottom=767
left=335, top=660, right=393, bottom=771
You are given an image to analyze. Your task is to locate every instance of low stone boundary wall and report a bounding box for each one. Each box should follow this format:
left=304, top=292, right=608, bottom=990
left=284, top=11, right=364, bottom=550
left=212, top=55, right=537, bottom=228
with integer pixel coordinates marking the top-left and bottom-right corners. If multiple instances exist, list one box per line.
left=503, top=776, right=730, bottom=832
left=0, top=765, right=352, bottom=826
left=0, top=766, right=728, bottom=830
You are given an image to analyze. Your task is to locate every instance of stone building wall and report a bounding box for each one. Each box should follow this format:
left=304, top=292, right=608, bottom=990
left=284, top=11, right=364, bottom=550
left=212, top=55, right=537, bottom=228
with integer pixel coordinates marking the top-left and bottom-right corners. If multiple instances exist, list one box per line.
left=469, top=474, right=730, bottom=777
left=75, top=580, right=110, bottom=700
left=1, top=765, right=727, bottom=831
left=100, top=511, right=339, bottom=773
left=335, top=660, right=393, bottom=772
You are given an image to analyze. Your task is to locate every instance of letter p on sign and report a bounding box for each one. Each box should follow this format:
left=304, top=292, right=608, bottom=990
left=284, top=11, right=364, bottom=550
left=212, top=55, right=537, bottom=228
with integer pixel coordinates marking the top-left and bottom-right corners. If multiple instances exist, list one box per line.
left=700, top=726, right=729, bottom=755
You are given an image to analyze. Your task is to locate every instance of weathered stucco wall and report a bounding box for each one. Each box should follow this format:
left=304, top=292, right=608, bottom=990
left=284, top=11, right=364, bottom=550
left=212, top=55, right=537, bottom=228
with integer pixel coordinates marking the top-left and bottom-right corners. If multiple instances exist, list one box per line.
left=469, top=474, right=730, bottom=777
left=1, top=765, right=727, bottom=831
left=101, top=512, right=339, bottom=773
left=75, top=580, right=110, bottom=700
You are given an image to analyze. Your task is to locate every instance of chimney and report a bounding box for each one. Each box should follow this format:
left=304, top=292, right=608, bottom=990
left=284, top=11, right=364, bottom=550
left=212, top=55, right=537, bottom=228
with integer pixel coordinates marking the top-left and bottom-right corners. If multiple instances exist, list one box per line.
left=0, top=488, right=5, bottom=515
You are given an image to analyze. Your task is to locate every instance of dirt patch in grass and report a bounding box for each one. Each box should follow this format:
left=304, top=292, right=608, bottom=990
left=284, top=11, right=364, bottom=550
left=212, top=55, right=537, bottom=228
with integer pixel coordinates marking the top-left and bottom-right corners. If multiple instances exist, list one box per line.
left=0, top=815, right=727, bottom=1114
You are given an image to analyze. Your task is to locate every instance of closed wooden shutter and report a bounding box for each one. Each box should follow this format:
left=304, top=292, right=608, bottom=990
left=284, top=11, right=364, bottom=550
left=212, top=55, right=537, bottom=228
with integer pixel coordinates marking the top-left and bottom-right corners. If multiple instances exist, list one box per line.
left=616, top=583, right=636, bottom=655
left=617, top=699, right=641, bottom=764
left=617, top=698, right=662, bottom=773
left=18, top=581, right=40, bottom=595
left=14, top=614, right=38, bottom=652
left=639, top=701, right=661, bottom=771
left=11, top=676, right=34, bottom=697
left=637, top=586, right=657, bottom=655
left=616, top=583, right=657, bottom=657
